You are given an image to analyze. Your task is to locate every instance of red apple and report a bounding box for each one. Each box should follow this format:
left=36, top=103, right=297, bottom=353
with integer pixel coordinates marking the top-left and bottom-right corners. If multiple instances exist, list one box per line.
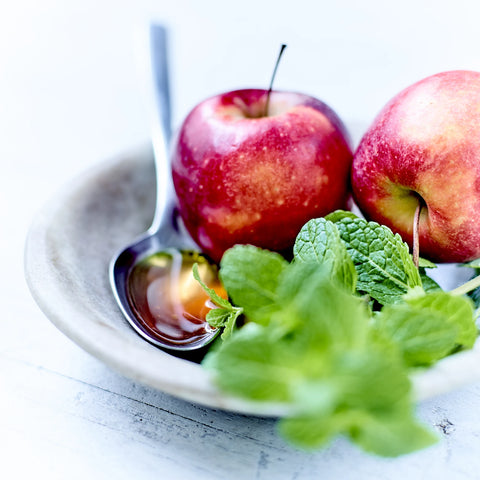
left=352, top=70, right=480, bottom=263
left=171, top=88, right=353, bottom=263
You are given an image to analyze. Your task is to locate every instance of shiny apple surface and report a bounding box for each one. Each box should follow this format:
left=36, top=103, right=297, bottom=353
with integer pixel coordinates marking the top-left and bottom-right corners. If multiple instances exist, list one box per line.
left=352, top=70, right=480, bottom=263
left=172, top=89, right=353, bottom=263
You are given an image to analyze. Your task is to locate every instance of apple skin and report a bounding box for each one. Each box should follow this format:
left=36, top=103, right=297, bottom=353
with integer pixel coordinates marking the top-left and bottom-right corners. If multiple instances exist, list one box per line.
left=171, top=88, right=353, bottom=263
left=352, top=70, right=480, bottom=263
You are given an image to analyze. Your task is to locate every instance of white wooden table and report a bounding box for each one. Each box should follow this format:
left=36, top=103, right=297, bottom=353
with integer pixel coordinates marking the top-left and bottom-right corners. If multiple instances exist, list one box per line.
left=2, top=1, right=480, bottom=478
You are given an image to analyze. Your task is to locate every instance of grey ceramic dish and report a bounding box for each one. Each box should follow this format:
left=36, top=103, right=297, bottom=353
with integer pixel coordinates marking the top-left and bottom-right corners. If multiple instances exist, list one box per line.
left=24, top=146, right=480, bottom=414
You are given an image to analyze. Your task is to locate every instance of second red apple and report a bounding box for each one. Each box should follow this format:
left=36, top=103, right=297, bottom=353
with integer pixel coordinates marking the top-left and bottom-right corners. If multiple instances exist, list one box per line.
left=171, top=89, right=353, bottom=263
left=352, top=70, right=480, bottom=263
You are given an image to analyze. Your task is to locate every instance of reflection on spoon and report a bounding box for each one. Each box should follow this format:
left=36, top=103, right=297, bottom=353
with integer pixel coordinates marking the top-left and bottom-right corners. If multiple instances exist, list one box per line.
left=127, top=251, right=225, bottom=348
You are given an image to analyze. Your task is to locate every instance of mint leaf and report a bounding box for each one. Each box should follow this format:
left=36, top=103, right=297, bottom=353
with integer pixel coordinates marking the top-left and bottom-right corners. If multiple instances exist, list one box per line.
left=335, top=217, right=422, bottom=304
left=419, top=268, right=442, bottom=292
left=192, top=263, right=231, bottom=309
left=203, top=322, right=297, bottom=401
left=375, top=291, right=477, bottom=366
left=293, top=218, right=357, bottom=292
left=205, top=308, right=232, bottom=327
left=375, top=304, right=458, bottom=366
left=414, top=291, right=477, bottom=348
left=193, top=262, right=243, bottom=339
left=277, top=411, right=341, bottom=450
left=274, top=262, right=368, bottom=349
left=219, top=245, right=288, bottom=323
left=462, top=258, right=480, bottom=268
left=348, top=412, right=437, bottom=457
left=206, top=307, right=243, bottom=340
left=324, top=209, right=359, bottom=223
left=418, top=258, right=437, bottom=269
left=279, top=410, right=435, bottom=457
left=279, top=348, right=436, bottom=457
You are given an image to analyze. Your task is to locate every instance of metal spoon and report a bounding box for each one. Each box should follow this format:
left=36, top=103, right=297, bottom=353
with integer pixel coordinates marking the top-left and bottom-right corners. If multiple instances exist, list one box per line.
left=109, top=24, right=220, bottom=352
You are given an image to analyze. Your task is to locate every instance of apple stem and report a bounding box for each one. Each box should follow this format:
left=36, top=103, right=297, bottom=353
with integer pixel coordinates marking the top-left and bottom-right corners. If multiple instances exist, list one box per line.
left=412, top=202, right=423, bottom=269
left=264, top=44, right=287, bottom=117
left=450, top=274, right=480, bottom=296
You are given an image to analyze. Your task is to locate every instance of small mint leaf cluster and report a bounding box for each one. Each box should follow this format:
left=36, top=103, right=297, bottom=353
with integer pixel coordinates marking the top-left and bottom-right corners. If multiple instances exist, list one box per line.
left=192, top=263, right=242, bottom=340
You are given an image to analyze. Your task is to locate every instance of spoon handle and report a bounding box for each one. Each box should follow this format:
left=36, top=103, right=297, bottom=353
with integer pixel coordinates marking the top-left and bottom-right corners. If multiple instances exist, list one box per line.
left=148, top=24, right=174, bottom=234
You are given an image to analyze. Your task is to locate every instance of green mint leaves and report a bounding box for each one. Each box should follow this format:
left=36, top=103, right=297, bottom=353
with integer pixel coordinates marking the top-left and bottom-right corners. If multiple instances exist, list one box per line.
left=196, top=211, right=478, bottom=457
left=219, top=245, right=287, bottom=324
left=192, top=263, right=242, bottom=340
left=327, top=216, right=422, bottom=304
left=374, top=291, right=477, bottom=366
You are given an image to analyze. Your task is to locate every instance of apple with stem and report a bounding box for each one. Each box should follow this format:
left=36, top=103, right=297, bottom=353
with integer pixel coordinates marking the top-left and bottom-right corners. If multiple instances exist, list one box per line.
left=352, top=70, right=480, bottom=264
left=171, top=47, right=353, bottom=263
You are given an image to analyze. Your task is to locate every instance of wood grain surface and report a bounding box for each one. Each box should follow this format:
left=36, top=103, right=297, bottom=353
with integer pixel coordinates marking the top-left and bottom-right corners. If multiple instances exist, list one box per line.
left=3, top=300, right=480, bottom=479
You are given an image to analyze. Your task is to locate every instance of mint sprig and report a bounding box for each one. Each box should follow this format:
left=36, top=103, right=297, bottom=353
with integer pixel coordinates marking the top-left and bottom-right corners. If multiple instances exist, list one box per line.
left=196, top=212, right=479, bottom=457
left=203, top=249, right=437, bottom=456
left=192, top=263, right=242, bottom=340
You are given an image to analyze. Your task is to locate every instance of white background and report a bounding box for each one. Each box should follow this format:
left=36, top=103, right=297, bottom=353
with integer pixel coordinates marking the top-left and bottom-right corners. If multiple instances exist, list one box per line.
left=2, top=1, right=480, bottom=478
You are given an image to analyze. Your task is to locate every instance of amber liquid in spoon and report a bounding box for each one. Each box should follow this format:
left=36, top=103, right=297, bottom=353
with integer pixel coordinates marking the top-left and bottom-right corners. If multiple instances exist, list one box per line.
left=127, top=250, right=226, bottom=347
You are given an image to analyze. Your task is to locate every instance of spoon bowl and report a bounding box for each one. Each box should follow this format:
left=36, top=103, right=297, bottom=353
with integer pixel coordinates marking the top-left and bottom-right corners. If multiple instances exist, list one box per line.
left=109, top=24, right=220, bottom=352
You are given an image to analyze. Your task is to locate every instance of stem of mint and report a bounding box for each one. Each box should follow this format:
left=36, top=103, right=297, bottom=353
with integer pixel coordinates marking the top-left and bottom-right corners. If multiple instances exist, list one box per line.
left=451, top=274, right=480, bottom=296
